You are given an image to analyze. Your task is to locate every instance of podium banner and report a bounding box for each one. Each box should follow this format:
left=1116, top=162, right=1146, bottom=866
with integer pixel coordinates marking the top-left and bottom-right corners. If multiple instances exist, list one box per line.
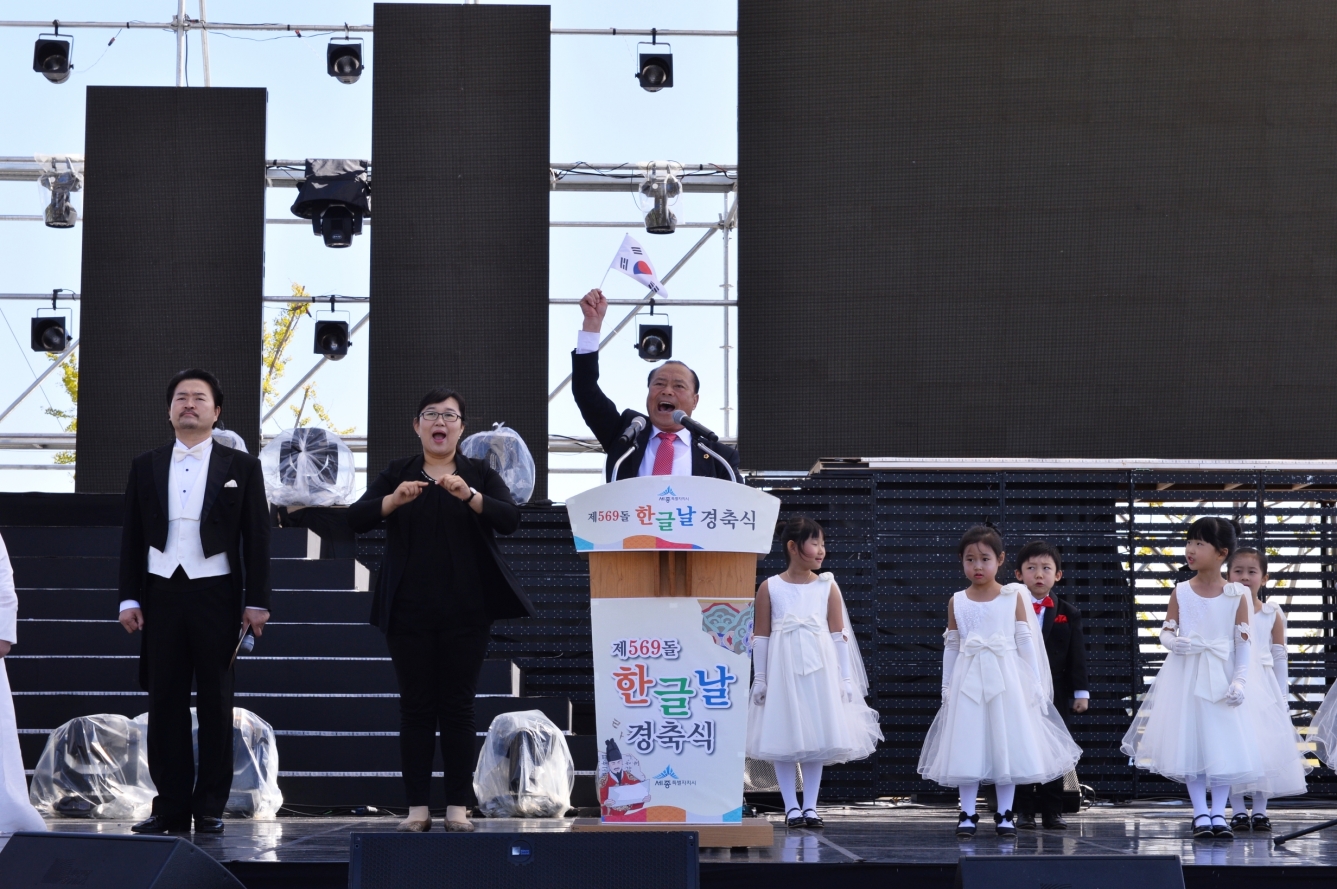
left=567, top=475, right=780, bottom=553
left=591, top=596, right=754, bottom=823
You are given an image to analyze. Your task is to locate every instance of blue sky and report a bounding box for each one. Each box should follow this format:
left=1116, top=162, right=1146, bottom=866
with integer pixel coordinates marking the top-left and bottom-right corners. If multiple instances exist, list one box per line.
left=0, top=1, right=738, bottom=500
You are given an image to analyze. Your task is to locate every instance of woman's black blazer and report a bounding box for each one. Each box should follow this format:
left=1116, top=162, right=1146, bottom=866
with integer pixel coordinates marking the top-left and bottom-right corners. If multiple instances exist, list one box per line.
left=347, top=452, right=536, bottom=630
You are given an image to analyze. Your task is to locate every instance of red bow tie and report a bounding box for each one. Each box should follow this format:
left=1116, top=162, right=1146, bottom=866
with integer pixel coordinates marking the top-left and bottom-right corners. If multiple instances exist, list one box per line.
left=1032, top=597, right=1054, bottom=614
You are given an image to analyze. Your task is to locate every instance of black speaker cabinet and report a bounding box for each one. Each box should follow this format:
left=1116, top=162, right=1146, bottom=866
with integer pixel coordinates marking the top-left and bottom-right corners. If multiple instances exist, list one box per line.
left=0, top=832, right=243, bottom=889
left=350, top=831, right=700, bottom=889
left=956, top=855, right=1184, bottom=889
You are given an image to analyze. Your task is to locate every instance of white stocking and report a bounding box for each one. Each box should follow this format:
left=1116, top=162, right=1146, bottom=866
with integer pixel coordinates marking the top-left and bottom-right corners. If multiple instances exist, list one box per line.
left=1254, top=793, right=1268, bottom=816
left=773, top=761, right=800, bottom=815
left=958, top=782, right=979, bottom=817
left=1230, top=793, right=1247, bottom=815
left=1209, top=784, right=1230, bottom=818
left=1186, top=778, right=1208, bottom=817
left=995, top=783, right=1016, bottom=826
left=800, top=760, right=824, bottom=813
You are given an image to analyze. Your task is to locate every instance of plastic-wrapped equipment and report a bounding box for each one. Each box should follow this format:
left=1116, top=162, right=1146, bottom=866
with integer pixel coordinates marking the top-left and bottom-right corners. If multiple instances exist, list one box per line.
left=473, top=710, right=573, bottom=817
left=459, top=424, right=536, bottom=505
left=260, top=427, right=356, bottom=508
left=28, top=714, right=155, bottom=820
left=212, top=428, right=248, bottom=453
left=210, top=708, right=282, bottom=819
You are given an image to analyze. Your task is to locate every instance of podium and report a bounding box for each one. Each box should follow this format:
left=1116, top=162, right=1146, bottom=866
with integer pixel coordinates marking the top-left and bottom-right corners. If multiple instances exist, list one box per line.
left=566, top=475, right=781, bottom=847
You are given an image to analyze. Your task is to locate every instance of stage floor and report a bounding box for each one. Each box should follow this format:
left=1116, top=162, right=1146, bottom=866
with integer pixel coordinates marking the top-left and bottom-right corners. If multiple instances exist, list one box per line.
left=8, top=803, right=1337, bottom=869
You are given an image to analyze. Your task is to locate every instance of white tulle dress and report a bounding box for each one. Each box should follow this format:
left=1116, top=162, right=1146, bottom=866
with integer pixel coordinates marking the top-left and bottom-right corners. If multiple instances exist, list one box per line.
left=745, top=574, right=882, bottom=764
left=1231, top=596, right=1310, bottom=799
left=0, top=532, right=45, bottom=834
left=1120, top=581, right=1265, bottom=786
left=1312, top=678, right=1337, bottom=770
left=917, top=584, right=1082, bottom=787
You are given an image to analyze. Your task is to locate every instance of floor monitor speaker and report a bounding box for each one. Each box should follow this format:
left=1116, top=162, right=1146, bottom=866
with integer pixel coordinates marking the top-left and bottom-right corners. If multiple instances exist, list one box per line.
left=0, top=832, right=244, bottom=889
left=955, top=854, right=1184, bottom=889
left=350, top=831, right=699, bottom=889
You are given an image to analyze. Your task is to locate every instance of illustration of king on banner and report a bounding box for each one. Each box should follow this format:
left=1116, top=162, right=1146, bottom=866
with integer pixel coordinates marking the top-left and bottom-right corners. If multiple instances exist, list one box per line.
left=597, top=738, right=651, bottom=821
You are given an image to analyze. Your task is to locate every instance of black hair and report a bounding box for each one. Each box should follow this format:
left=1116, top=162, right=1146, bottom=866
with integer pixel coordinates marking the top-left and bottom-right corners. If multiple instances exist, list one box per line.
left=958, top=524, right=1004, bottom=560
left=779, top=516, right=824, bottom=566
left=1186, top=516, right=1237, bottom=557
left=415, top=388, right=466, bottom=421
left=1015, top=540, right=1062, bottom=573
left=1228, top=546, right=1269, bottom=576
left=166, top=369, right=223, bottom=427
left=646, top=360, right=700, bottom=394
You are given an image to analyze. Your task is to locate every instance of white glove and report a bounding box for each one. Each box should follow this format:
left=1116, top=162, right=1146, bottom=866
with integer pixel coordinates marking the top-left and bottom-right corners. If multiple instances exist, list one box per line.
left=831, top=632, right=857, bottom=703
left=1226, top=625, right=1250, bottom=707
left=1225, top=681, right=1246, bottom=707
left=751, top=678, right=767, bottom=705
left=1014, top=620, right=1050, bottom=715
left=942, top=630, right=961, bottom=702
left=1171, top=636, right=1194, bottom=656
left=1160, top=620, right=1180, bottom=652
left=751, top=636, right=769, bottom=705
left=1271, top=643, right=1288, bottom=698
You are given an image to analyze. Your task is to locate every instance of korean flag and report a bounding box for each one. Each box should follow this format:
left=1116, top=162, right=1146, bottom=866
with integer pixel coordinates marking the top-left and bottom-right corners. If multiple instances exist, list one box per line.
left=608, top=234, right=669, bottom=298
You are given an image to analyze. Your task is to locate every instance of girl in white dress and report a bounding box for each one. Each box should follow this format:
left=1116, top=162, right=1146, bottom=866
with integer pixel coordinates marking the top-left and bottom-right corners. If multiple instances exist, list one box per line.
left=918, top=525, right=1082, bottom=839
left=1224, top=547, right=1310, bottom=832
left=1311, top=661, right=1337, bottom=772
left=747, top=517, right=882, bottom=829
left=0, top=531, right=45, bottom=834
left=1120, top=518, right=1265, bottom=839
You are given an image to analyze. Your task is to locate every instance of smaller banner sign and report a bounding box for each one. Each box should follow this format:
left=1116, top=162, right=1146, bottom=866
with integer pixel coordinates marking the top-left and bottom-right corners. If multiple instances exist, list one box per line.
left=591, top=597, right=754, bottom=823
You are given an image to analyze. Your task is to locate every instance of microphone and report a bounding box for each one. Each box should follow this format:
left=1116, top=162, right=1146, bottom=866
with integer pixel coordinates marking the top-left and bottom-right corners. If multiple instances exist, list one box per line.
left=613, top=415, right=647, bottom=451
left=671, top=410, right=719, bottom=443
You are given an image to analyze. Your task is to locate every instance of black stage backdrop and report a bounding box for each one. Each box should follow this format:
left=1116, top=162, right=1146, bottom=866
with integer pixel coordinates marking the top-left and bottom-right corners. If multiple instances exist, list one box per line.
left=76, top=87, right=265, bottom=493
left=368, top=4, right=549, bottom=495
left=738, top=1, right=1337, bottom=469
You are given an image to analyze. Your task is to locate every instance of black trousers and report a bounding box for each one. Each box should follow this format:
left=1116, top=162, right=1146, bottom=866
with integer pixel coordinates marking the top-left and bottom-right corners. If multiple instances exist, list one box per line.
left=142, top=577, right=237, bottom=820
left=385, top=623, right=491, bottom=807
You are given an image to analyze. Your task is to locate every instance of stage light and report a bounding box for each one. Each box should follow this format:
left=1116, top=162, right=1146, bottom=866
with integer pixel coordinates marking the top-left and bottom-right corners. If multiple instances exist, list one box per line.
left=637, top=161, right=683, bottom=235
left=327, top=38, right=364, bottom=84
left=313, top=319, right=351, bottom=360
left=291, top=159, right=371, bottom=249
left=33, top=29, right=73, bottom=84
left=636, top=306, right=672, bottom=361
left=39, top=158, right=82, bottom=229
left=31, top=316, right=70, bottom=353
left=637, top=39, right=673, bottom=92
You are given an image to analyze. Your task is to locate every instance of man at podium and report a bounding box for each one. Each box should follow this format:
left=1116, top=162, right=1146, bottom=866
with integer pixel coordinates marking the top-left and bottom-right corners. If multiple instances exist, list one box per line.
left=573, top=289, right=741, bottom=483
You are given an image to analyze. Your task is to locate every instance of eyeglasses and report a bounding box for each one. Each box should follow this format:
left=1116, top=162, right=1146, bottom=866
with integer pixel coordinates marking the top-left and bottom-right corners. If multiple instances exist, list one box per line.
left=417, top=410, right=462, bottom=424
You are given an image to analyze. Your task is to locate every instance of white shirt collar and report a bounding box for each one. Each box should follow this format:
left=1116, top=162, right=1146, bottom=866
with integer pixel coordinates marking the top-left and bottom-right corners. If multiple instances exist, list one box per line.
left=649, top=423, right=692, bottom=448
left=173, top=437, right=213, bottom=458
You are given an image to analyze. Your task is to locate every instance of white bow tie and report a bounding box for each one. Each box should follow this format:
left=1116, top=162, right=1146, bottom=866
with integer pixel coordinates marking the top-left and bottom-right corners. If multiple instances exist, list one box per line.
left=173, top=443, right=207, bottom=462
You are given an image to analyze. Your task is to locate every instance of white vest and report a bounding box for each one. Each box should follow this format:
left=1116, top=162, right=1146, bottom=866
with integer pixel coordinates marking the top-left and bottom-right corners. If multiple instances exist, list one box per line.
left=148, top=456, right=231, bottom=580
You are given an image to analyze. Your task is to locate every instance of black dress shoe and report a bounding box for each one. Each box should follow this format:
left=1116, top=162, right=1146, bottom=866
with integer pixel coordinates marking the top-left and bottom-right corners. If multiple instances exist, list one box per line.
left=1251, top=814, right=1272, bottom=832
left=1016, top=813, right=1037, bottom=830
left=1041, top=814, right=1069, bottom=830
left=194, top=816, right=225, bottom=834
left=131, top=814, right=191, bottom=834
left=956, top=812, right=980, bottom=838
left=993, top=810, right=1017, bottom=838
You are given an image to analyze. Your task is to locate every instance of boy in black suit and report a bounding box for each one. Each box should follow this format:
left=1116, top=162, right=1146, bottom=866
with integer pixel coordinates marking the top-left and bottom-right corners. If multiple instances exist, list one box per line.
left=1013, top=540, right=1088, bottom=830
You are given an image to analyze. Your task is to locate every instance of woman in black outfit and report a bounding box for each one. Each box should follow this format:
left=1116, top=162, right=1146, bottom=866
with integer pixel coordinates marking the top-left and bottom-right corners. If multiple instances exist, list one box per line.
left=348, top=388, right=535, bottom=832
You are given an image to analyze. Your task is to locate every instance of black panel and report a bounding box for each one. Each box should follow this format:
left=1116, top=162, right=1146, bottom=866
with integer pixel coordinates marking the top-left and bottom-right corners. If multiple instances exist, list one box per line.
left=0, top=832, right=244, bottom=889
left=738, top=2, right=1337, bottom=468
left=369, top=4, right=549, bottom=497
left=76, top=87, right=265, bottom=492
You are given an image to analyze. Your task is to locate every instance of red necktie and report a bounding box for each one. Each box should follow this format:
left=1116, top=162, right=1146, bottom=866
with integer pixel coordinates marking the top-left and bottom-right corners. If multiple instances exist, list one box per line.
left=651, top=432, right=677, bottom=476
left=1033, top=596, right=1054, bottom=615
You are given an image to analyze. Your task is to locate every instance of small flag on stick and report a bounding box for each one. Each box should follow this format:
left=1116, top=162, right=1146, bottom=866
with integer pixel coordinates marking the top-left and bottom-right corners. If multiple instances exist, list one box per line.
left=608, top=234, right=669, bottom=298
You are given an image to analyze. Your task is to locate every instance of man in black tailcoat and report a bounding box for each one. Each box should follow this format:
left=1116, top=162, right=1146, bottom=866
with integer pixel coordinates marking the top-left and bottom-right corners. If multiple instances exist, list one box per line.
left=117, top=369, right=270, bottom=834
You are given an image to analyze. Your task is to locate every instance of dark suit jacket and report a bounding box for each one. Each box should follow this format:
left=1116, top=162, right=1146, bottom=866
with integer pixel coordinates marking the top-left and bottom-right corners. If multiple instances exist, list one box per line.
left=118, top=441, right=272, bottom=613
left=570, top=349, right=741, bottom=482
left=347, top=453, right=536, bottom=630
left=1042, top=595, right=1089, bottom=708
